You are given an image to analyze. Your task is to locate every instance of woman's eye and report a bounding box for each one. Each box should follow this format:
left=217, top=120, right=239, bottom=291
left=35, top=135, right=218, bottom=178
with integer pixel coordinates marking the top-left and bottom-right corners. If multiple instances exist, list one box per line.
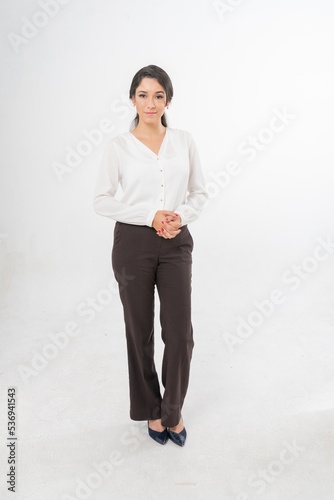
left=139, top=94, right=146, bottom=98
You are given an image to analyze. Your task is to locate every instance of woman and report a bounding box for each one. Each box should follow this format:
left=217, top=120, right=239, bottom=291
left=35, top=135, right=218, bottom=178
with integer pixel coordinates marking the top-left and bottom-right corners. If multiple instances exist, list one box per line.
left=93, top=65, right=208, bottom=446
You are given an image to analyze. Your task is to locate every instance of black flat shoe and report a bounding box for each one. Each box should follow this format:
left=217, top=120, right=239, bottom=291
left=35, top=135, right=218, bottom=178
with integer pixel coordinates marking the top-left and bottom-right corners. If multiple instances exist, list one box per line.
left=147, top=422, right=169, bottom=445
left=167, top=427, right=187, bottom=447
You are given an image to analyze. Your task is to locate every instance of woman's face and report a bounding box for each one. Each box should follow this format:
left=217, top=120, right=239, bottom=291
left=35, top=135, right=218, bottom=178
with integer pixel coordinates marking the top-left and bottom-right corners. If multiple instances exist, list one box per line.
left=131, top=77, right=169, bottom=127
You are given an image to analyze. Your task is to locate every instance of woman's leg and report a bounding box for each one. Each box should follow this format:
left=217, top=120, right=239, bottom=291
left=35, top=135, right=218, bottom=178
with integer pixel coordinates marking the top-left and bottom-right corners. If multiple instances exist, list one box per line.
left=156, top=225, right=194, bottom=428
left=112, top=222, right=162, bottom=421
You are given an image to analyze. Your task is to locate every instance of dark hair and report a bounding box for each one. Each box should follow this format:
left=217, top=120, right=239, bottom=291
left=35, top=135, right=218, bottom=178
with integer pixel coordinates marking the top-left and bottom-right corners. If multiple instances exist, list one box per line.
left=129, top=65, right=174, bottom=129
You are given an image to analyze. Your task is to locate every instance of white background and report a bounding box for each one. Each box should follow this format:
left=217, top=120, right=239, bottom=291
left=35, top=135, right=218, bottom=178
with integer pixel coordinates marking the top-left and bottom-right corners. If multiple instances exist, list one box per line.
left=0, top=0, right=333, bottom=295
left=1, top=1, right=334, bottom=499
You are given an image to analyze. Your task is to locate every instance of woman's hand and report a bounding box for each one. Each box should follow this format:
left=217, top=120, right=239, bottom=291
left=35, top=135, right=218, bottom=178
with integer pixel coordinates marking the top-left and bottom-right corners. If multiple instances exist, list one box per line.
left=152, top=210, right=182, bottom=239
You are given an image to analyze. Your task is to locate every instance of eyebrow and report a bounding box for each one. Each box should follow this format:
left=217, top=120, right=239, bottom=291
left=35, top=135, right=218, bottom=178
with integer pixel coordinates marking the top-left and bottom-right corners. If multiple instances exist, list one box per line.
left=137, top=90, right=165, bottom=94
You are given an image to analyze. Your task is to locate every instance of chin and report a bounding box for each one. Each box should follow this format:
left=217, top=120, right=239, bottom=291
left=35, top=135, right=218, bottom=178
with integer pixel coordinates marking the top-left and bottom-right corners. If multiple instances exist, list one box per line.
left=144, top=116, right=160, bottom=123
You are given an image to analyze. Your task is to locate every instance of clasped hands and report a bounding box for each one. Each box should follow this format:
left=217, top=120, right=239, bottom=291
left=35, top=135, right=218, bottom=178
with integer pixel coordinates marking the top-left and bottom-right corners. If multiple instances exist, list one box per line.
left=152, top=210, right=182, bottom=239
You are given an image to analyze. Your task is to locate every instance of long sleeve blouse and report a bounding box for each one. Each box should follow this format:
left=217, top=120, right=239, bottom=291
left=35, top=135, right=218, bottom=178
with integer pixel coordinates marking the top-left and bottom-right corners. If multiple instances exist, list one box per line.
left=93, top=127, right=208, bottom=227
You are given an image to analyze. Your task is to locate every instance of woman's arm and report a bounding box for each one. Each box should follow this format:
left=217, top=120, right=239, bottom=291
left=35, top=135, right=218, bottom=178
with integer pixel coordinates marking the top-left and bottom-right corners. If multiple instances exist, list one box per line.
left=93, top=139, right=156, bottom=226
left=173, top=132, right=209, bottom=226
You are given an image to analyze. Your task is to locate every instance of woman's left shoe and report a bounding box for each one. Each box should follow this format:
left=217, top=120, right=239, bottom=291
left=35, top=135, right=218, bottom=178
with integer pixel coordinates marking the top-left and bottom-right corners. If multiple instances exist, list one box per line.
left=167, top=427, right=187, bottom=447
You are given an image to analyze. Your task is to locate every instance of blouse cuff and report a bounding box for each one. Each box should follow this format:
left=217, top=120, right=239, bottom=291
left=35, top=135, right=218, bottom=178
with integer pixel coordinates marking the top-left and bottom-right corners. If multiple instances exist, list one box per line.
left=174, top=209, right=185, bottom=227
left=146, top=208, right=157, bottom=227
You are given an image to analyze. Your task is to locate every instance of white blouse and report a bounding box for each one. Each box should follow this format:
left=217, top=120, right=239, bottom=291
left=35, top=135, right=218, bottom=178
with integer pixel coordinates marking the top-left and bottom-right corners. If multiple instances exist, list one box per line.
left=93, top=127, right=208, bottom=227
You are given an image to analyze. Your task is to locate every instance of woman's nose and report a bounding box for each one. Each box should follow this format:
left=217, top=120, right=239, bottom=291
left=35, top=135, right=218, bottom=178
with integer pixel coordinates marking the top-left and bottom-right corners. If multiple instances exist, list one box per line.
left=147, top=98, right=156, bottom=108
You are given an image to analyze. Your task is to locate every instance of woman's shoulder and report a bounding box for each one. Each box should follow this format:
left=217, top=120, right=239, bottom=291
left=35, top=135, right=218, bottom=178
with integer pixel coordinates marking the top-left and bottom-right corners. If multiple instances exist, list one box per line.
left=107, top=131, right=132, bottom=146
left=167, top=127, right=195, bottom=143
left=102, top=131, right=134, bottom=156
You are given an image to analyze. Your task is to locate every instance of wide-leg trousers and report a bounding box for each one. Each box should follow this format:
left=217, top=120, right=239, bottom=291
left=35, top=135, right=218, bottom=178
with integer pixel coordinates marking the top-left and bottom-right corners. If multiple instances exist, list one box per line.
left=111, top=221, right=194, bottom=428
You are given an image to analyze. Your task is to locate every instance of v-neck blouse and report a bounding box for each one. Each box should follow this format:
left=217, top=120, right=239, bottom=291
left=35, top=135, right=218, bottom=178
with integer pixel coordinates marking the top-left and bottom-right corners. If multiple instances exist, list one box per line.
left=93, top=127, right=208, bottom=227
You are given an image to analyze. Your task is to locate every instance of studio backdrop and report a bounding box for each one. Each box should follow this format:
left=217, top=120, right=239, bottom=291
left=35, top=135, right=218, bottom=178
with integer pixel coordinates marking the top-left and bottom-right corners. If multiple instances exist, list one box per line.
left=0, top=1, right=333, bottom=499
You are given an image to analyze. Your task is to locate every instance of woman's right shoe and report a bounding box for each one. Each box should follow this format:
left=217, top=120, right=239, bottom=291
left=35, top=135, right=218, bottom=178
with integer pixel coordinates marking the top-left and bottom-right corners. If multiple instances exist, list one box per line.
left=147, top=422, right=169, bottom=445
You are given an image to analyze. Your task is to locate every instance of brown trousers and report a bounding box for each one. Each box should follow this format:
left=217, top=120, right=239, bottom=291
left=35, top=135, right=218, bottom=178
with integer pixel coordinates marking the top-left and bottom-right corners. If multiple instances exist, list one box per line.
left=111, top=221, right=194, bottom=428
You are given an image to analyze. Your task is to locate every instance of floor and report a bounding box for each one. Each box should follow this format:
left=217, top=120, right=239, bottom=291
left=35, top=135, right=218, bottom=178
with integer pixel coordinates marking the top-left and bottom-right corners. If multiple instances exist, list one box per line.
left=1, top=254, right=333, bottom=500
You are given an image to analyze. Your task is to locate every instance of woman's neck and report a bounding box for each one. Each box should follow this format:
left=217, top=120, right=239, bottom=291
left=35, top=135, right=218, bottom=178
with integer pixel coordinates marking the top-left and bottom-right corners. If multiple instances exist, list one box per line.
left=133, top=122, right=166, bottom=137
